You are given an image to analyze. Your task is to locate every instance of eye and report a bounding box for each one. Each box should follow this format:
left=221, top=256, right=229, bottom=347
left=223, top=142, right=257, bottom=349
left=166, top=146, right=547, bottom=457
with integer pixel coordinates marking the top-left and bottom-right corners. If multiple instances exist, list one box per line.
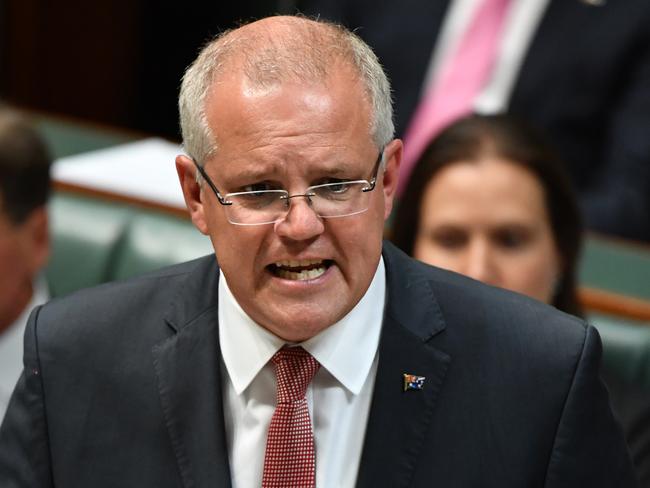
left=428, top=227, right=468, bottom=250
left=322, top=180, right=350, bottom=193
left=310, top=179, right=357, bottom=200
left=240, top=181, right=279, bottom=194
left=231, top=182, right=284, bottom=209
left=493, top=227, right=532, bottom=250
left=314, top=177, right=351, bottom=188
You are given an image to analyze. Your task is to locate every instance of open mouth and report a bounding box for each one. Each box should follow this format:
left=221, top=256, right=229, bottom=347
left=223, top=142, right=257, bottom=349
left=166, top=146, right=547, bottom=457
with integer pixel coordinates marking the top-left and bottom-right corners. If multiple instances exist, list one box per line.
left=268, top=259, right=333, bottom=281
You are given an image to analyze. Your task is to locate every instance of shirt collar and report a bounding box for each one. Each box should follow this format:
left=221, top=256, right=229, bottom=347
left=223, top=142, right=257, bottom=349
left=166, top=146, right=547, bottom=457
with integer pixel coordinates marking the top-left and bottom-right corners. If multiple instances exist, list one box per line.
left=219, top=258, right=386, bottom=396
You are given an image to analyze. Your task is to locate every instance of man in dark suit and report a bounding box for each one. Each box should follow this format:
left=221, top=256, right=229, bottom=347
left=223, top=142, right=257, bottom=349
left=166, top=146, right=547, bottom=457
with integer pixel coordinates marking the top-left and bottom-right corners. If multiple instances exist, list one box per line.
left=299, top=0, right=650, bottom=242
left=0, top=15, right=637, bottom=487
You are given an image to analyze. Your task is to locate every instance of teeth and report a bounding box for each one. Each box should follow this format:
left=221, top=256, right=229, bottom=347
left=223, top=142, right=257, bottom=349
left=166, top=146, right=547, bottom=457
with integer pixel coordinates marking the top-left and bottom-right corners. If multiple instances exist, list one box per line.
left=271, top=259, right=329, bottom=281
left=275, top=259, right=323, bottom=268
left=277, top=266, right=327, bottom=281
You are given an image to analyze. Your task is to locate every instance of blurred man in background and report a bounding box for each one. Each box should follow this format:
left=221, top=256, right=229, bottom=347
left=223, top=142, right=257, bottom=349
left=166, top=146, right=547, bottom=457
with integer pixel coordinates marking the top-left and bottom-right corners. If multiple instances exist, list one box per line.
left=0, top=107, right=51, bottom=419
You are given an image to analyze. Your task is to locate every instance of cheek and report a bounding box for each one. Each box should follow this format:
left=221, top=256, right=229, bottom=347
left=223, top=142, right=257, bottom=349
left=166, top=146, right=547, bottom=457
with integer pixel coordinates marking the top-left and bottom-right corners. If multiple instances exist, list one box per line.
left=213, top=232, right=263, bottom=273
left=205, top=224, right=254, bottom=282
left=413, top=237, right=436, bottom=264
left=330, top=213, right=383, bottom=281
left=413, top=237, right=456, bottom=269
left=505, top=244, right=560, bottom=303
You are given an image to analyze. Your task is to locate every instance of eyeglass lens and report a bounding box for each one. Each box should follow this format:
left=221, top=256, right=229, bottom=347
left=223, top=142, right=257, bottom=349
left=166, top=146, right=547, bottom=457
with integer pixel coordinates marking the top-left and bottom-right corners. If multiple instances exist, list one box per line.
left=226, top=181, right=371, bottom=225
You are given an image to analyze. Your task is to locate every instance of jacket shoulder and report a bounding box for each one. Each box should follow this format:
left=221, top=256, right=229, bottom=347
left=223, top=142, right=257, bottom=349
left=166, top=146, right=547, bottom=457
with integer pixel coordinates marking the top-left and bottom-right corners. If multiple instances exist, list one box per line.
left=32, top=255, right=217, bottom=350
left=382, top=241, right=588, bottom=361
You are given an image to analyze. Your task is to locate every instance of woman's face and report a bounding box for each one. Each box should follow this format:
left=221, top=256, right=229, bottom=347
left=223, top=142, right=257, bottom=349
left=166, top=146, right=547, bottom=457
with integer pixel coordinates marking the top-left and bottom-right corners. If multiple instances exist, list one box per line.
left=413, top=157, right=561, bottom=304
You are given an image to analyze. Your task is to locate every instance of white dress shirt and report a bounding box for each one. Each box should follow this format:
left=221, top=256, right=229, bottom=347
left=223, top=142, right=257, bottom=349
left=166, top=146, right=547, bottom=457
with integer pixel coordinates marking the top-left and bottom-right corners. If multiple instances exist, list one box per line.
left=421, top=0, right=550, bottom=113
left=0, top=277, right=49, bottom=421
left=219, top=258, right=386, bottom=488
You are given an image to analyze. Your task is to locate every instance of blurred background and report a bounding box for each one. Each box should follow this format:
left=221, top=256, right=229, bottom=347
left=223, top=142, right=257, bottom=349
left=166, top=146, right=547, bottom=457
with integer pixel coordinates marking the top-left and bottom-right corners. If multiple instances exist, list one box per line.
left=0, top=0, right=647, bottom=310
left=0, top=0, right=291, bottom=139
left=1, top=0, right=648, bottom=318
left=0, top=0, right=649, bottom=479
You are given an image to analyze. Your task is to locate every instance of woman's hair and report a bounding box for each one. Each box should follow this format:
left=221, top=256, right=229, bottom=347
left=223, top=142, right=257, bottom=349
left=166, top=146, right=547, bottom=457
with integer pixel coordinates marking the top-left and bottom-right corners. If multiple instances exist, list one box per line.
left=392, top=113, right=583, bottom=316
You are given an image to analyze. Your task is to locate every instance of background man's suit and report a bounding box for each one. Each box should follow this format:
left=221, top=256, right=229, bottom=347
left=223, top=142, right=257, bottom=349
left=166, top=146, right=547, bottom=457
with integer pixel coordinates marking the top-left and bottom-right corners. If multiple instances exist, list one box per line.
left=299, top=0, right=650, bottom=241
left=0, top=243, right=635, bottom=486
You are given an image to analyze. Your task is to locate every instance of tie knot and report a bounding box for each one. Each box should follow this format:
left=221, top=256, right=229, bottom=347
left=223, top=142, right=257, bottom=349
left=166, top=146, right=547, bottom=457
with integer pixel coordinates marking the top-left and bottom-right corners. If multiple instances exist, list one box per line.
left=271, top=347, right=320, bottom=403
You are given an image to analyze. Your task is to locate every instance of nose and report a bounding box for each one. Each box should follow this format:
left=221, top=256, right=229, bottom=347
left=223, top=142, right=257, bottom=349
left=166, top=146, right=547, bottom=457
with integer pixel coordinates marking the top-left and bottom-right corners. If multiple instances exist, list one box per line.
left=463, top=239, right=500, bottom=287
left=274, top=196, right=325, bottom=241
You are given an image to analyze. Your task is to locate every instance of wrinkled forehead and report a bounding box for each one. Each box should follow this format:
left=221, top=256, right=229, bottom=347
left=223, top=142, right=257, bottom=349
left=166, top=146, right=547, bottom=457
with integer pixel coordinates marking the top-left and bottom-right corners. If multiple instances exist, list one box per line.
left=208, top=55, right=367, bottom=104
left=195, top=19, right=378, bottom=167
left=206, top=17, right=370, bottom=105
left=204, top=64, right=374, bottom=152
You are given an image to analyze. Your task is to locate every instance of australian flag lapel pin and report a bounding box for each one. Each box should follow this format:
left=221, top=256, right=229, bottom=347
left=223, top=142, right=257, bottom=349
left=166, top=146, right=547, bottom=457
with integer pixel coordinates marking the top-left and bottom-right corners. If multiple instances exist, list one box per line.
left=403, top=373, right=426, bottom=392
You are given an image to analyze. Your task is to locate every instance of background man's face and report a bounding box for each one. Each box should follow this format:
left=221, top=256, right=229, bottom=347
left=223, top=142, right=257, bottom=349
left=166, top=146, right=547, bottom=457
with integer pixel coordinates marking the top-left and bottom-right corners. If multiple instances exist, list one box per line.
left=0, top=208, right=45, bottom=331
left=184, top=68, right=399, bottom=341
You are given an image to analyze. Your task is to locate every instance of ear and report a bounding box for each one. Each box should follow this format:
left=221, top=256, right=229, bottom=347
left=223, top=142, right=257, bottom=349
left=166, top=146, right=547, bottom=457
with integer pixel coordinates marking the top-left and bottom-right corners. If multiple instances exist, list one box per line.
left=379, top=138, right=402, bottom=220
left=176, top=155, right=209, bottom=235
left=17, top=206, right=50, bottom=275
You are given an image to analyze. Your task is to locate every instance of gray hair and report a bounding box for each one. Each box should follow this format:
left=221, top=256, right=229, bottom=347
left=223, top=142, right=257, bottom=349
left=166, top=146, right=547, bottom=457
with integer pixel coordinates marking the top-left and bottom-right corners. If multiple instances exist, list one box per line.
left=178, top=16, right=394, bottom=166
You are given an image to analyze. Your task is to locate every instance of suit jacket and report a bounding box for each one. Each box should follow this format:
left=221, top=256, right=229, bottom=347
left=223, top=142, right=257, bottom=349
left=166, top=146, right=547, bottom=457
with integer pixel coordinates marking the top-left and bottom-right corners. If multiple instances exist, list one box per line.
left=0, top=242, right=637, bottom=486
left=299, top=0, right=650, bottom=241
left=602, top=369, right=650, bottom=487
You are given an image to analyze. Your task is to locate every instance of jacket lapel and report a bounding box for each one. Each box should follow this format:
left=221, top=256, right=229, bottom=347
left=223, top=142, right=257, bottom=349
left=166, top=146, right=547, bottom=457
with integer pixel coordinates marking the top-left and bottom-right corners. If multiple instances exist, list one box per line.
left=152, top=257, right=232, bottom=488
left=356, top=243, right=451, bottom=488
left=149, top=246, right=450, bottom=487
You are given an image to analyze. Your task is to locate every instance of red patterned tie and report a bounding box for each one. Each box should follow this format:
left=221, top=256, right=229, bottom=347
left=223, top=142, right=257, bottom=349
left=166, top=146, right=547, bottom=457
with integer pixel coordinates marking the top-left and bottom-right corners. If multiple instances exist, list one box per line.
left=262, top=347, right=321, bottom=488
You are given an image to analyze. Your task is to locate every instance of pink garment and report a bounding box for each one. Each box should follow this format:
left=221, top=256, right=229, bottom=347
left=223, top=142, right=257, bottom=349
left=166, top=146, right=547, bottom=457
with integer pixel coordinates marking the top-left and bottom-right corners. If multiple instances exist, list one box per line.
left=398, top=0, right=512, bottom=196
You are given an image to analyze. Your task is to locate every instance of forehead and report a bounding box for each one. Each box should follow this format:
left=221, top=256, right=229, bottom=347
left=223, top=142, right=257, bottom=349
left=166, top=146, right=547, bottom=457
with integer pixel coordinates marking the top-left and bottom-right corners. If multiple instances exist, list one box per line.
left=203, top=67, right=375, bottom=173
left=422, top=158, right=549, bottom=224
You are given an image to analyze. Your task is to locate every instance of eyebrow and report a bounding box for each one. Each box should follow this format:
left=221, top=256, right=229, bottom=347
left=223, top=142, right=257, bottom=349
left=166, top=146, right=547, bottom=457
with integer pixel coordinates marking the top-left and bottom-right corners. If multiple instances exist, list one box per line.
left=224, top=163, right=358, bottom=182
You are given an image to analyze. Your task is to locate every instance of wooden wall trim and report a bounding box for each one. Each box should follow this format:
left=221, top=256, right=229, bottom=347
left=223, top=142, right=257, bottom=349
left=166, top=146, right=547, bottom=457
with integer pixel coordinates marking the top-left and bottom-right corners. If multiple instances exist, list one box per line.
left=579, top=287, right=650, bottom=323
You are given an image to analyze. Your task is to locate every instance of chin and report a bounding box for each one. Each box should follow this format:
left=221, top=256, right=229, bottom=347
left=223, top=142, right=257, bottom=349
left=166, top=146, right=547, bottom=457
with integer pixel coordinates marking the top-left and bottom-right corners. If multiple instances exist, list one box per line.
left=266, top=312, right=339, bottom=343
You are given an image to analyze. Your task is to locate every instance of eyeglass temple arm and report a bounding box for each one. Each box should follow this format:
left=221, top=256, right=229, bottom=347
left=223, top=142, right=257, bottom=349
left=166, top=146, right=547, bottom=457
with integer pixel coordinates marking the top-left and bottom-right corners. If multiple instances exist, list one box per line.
left=362, top=150, right=385, bottom=192
left=191, top=159, right=232, bottom=206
